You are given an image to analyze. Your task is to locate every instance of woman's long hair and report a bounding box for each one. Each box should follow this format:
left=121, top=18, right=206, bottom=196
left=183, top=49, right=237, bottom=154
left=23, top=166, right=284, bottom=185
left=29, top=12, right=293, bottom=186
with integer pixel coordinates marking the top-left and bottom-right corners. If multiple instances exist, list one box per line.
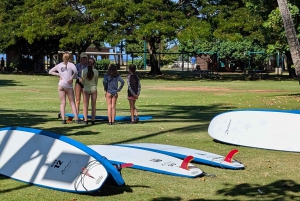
left=87, top=58, right=95, bottom=80
left=128, top=64, right=136, bottom=74
left=107, top=64, right=119, bottom=77
left=128, top=64, right=138, bottom=87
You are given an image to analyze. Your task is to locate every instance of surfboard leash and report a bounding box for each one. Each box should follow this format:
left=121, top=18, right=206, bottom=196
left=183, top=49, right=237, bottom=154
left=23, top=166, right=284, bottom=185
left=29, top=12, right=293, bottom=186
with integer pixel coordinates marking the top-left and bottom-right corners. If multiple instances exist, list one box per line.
left=210, top=157, right=227, bottom=169
left=202, top=171, right=217, bottom=178
left=74, top=160, right=100, bottom=193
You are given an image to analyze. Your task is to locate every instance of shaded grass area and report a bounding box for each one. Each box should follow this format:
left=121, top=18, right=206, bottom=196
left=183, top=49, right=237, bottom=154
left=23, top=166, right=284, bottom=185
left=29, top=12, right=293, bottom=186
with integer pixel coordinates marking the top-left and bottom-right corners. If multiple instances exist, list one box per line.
left=0, top=72, right=300, bottom=200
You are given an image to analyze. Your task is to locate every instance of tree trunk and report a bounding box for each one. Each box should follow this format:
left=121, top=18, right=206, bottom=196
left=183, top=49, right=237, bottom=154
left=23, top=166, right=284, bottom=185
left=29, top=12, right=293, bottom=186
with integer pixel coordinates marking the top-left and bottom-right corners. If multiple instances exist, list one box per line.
left=277, top=0, right=300, bottom=78
left=285, top=51, right=297, bottom=78
left=147, top=37, right=162, bottom=75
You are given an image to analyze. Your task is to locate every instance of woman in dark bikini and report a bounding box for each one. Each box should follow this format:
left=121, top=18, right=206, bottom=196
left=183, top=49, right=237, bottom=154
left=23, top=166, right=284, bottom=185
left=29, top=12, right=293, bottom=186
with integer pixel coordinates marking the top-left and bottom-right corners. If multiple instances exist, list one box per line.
left=127, top=64, right=141, bottom=123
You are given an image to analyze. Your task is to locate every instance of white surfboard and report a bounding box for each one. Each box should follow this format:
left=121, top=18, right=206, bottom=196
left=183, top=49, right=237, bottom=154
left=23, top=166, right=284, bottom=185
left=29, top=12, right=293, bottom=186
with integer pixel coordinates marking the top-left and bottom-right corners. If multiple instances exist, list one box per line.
left=0, top=127, right=124, bottom=193
left=115, top=143, right=244, bottom=170
left=88, top=145, right=203, bottom=178
left=208, top=110, right=300, bottom=152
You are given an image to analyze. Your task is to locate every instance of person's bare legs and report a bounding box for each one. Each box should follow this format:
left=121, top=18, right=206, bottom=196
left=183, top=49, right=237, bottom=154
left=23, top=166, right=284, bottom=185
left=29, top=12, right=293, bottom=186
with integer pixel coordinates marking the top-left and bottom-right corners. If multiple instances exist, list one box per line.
left=91, top=91, right=97, bottom=122
left=66, top=88, right=80, bottom=121
left=111, top=95, right=118, bottom=124
left=134, top=107, right=138, bottom=117
left=83, top=91, right=90, bottom=122
left=106, top=93, right=113, bottom=123
left=75, top=83, right=83, bottom=114
left=129, top=99, right=136, bottom=122
left=58, top=86, right=66, bottom=120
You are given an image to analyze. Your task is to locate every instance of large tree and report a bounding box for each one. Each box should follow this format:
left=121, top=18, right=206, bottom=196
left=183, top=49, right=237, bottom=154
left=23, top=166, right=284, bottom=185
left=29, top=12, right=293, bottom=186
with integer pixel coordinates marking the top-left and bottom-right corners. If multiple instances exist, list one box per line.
left=277, top=0, right=300, bottom=76
left=19, top=0, right=106, bottom=56
left=247, top=0, right=300, bottom=77
left=88, top=0, right=211, bottom=75
left=0, top=0, right=26, bottom=52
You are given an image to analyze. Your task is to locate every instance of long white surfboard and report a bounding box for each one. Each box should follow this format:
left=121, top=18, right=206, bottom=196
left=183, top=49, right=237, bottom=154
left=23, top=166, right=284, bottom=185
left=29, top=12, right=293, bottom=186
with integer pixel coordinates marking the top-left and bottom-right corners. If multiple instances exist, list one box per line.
left=208, top=110, right=300, bottom=152
left=115, top=143, right=244, bottom=170
left=88, top=145, right=203, bottom=178
left=0, top=127, right=124, bottom=193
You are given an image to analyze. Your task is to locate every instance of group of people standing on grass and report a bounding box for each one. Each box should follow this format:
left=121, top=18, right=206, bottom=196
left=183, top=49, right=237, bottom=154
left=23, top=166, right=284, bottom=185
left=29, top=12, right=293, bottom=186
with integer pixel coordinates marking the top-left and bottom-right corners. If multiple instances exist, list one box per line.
left=49, top=52, right=141, bottom=125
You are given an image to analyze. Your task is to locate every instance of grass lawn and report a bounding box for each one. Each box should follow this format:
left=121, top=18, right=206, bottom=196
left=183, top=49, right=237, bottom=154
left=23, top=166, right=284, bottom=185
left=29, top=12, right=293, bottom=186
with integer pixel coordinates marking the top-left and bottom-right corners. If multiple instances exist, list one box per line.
left=0, top=70, right=300, bottom=201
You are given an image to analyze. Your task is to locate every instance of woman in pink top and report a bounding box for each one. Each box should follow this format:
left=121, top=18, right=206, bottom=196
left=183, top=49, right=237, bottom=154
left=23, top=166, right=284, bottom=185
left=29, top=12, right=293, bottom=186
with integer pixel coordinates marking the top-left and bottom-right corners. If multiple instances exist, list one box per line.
left=49, top=52, right=82, bottom=124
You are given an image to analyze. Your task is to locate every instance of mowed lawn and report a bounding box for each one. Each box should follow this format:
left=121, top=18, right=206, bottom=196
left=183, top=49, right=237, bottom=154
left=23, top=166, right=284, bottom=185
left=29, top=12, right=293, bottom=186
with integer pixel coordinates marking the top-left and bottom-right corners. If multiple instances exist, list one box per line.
left=0, top=71, right=300, bottom=201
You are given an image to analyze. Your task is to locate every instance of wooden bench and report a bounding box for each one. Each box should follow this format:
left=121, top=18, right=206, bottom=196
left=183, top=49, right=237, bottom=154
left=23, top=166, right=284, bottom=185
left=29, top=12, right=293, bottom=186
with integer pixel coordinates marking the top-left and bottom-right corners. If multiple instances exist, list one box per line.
left=247, top=70, right=268, bottom=79
left=193, top=69, right=214, bottom=78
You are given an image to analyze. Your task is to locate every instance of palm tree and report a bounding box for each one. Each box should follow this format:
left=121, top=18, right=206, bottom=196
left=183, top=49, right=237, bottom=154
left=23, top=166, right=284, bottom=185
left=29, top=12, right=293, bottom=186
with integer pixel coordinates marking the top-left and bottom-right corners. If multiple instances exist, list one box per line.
left=277, top=0, right=300, bottom=77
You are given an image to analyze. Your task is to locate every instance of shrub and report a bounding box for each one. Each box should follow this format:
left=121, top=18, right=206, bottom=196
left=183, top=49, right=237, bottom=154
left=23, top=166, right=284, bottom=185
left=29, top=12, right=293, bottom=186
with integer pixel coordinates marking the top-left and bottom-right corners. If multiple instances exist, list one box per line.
left=95, top=59, right=110, bottom=70
left=128, top=58, right=144, bottom=70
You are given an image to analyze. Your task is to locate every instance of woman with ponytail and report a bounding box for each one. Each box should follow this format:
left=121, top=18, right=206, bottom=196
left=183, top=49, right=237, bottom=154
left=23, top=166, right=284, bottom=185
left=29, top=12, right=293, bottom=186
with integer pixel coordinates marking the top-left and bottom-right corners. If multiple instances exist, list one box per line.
left=82, top=58, right=99, bottom=125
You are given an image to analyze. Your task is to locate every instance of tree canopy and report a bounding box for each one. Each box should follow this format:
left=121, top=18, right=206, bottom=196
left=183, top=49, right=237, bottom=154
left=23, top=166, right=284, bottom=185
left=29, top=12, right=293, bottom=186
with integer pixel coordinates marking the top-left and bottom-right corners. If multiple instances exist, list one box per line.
left=0, top=0, right=299, bottom=75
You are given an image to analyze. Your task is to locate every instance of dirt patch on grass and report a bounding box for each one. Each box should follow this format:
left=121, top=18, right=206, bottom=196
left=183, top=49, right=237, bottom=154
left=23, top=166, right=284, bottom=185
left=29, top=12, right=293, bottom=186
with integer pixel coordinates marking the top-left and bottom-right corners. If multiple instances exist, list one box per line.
left=248, top=90, right=285, bottom=93
left=148, top=87, right=231, bottom=92
left=147, top=86, right=285, bottom=93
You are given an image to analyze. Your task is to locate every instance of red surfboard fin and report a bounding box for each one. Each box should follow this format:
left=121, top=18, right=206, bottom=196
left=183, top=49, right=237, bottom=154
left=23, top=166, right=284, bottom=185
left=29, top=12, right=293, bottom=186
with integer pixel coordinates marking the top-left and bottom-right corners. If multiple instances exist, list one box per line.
left=115, top=163, right=134, bottom=170
left=224, top=149, right=239, bottom=163
left=120, top=163, right=134, bottom=169
left=180, top=155, right=194, bottom=170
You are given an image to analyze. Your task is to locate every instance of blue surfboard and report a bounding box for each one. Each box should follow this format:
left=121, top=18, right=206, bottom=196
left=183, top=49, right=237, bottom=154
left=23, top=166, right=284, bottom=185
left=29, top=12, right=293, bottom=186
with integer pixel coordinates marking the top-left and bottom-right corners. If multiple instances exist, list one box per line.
left=0, top=127, right=125, bottom=193
left=64, top=113, right=153, bottom=121
left=89, top=145, right=203, bottom=178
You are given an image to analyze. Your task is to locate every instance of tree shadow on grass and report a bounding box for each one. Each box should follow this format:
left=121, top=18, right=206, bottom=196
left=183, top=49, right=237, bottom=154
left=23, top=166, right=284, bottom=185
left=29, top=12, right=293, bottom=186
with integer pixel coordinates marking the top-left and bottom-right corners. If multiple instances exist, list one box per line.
left=0, top=109, right=48, bottom=128
left=152, top=197, right=182, bottom=201
left=89, top=183, right=151, bottom=197
left=112, top=123, right=208, bottom=145
left=109, top=104, right=233, bottom=144
left=0, top=102, right=234, bottom=140
left=126, top=70, right=297, bottom=82
left=0, top=108, right=100, bottom=136
left=0, top=79, right=24, bottom=87
left=217, top=180, right=300, bottom=198
left=278, top=92, right=300, bottom=98
left=146, top=180, right=300, bottom=201
left=0, top=183, right=33, bottom=194
left=88, top=184, right=133, bottom=196
left=3, top=70, right=296, bottom=83
left=141, top=104, right=232, bottom=122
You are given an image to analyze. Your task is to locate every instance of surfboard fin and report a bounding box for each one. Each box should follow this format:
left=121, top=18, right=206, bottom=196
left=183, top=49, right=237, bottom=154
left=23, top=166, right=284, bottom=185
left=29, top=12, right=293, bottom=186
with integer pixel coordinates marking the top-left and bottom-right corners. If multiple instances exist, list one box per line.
left=115, top=163, right=134, bottom=171
left=180, top=155, right=194, bottom=170
left=120, top=163, right=134, bottom=169
left=224, top=149, right=239, bottom=163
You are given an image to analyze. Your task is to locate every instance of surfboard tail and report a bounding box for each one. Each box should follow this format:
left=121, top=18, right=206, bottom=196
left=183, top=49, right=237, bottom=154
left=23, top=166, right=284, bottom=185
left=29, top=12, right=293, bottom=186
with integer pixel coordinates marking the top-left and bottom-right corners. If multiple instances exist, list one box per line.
left=224, top=149, right=239, bottom=163
left=180, top=155, right=194, bottom=170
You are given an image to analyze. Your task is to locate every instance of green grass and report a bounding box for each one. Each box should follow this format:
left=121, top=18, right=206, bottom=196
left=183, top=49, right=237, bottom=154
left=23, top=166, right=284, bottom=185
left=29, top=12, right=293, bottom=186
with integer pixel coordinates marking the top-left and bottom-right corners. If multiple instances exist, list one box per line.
left=0, top=71, right=300, bottom=201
